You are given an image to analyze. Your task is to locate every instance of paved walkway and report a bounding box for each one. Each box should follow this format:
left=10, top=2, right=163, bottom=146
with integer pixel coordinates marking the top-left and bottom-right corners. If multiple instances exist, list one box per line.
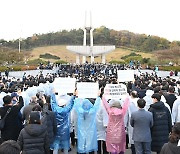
left=1, top=69, right=179, bottom=79
left=58, top=146, right=156, bottom=154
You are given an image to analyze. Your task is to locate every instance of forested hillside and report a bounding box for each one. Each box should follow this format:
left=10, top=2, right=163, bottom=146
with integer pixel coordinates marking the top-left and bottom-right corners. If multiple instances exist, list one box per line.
left=1, top=26, right=180, bottom=52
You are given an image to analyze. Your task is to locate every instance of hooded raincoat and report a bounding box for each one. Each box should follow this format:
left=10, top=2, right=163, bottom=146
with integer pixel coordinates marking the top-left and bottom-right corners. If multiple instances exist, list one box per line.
left=172, top=98, right=180, bottom=124
left=73, top=97, right=101, bottom=153
left=102, top=97, right=130, bottom=153
left=50, top=93, right=75, bottom=150
left=96, top=99, right=108, bottom=141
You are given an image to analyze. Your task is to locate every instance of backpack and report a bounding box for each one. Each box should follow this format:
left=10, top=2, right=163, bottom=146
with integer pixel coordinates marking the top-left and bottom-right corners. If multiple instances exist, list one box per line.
left=0, top=107, right=11, bottom=130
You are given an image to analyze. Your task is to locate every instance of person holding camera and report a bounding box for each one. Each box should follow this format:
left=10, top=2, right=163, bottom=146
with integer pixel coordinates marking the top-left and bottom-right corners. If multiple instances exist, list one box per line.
left=0, top=94, right=24, bottom=142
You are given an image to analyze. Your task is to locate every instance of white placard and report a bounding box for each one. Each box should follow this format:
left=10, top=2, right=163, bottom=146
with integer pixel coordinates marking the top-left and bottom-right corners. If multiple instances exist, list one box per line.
left=53, top=77, right=76, bottom=94
left=178, top=140, right=180, bottom=146
left=117, top=70, right=134, bottom=82
left=104, top=84, right=127, bottom=99
left=77, top=82, right=99, bottom=98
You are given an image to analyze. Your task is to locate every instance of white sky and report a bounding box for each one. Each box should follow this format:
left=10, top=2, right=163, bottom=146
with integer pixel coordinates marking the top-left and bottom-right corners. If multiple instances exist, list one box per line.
left=0, top=0, right=180, bottom=41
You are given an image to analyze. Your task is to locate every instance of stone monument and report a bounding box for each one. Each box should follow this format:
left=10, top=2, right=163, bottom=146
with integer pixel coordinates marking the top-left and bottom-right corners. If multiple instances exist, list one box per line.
left=66, top=12, right=115, bottom=64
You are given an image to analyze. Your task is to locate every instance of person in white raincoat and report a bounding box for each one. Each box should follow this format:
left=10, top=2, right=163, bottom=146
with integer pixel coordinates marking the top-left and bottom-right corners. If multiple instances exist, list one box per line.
left=172, top=95, right=180, bottom=124
left=124, top=91, right=139, bottom=154
left=96, top=98, right=108, bottom=154
left=143, top=89, right=154, bottom=111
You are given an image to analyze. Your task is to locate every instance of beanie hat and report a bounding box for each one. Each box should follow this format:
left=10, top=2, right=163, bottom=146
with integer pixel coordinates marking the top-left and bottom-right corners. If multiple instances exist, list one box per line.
left=29, top=111, right=41, bottom=124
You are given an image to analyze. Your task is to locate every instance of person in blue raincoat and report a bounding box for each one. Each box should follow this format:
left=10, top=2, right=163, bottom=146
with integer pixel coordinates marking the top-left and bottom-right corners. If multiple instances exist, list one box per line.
left=50, top=92, right=75, bottom=154
left=73, top=96, right=101, bottom=153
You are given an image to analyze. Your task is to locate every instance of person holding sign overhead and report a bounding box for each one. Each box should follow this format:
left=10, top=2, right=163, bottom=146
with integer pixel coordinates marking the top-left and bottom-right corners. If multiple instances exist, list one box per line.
left=73, top=88, right=101, bottom=154
left=50, top=90, right=76, bottom=154
left=102, top=94, right=130, bottom=154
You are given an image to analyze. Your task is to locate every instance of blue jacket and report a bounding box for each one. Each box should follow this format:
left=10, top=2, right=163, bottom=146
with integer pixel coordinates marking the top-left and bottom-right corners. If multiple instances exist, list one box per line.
left=50, top=94, right=75, bottom=149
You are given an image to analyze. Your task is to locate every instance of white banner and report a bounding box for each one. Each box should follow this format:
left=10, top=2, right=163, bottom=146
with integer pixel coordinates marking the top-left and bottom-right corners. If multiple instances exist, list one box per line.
left=104, top=84, right=127, bottom=99
left=77, top=82, right=99, bottom=98
left=117, top=70, right=134, bottom=82
left=53, top=77, right=76, bottom=94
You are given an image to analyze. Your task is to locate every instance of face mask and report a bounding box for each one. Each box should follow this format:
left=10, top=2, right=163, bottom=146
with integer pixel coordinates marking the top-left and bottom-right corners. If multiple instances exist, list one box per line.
left=12, top=100, right=17, bottom=104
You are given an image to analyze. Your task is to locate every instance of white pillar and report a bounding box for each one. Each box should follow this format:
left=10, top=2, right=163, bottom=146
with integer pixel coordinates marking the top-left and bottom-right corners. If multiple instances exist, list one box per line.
left=83, top=29, right=86, bottom=46
left=76, top=54, right=80, bottom=64
left=102, top=54, right=106, bottom=64
left=82, top=56, right=86, bottom=64
left=90, top=29, right=94, bottom=46
left=91, top=55, right=94, bottom=64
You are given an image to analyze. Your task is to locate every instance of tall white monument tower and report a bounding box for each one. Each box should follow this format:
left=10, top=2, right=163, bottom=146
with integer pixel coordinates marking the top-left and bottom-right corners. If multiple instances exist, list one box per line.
left=66, top=12, right=115, bottom=64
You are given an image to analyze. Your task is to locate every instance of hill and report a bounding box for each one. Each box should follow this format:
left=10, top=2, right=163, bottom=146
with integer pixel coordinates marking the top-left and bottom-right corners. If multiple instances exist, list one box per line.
left=29, top=45, right=153, bottom=63
left=1, top=26, right=180, bottom=53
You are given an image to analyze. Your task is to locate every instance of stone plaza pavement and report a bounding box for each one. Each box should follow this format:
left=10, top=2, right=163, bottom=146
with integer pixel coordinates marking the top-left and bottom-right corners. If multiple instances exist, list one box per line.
left=58, top=147, right=157, bottom=154
left=1, top=69, right=178, bottom=79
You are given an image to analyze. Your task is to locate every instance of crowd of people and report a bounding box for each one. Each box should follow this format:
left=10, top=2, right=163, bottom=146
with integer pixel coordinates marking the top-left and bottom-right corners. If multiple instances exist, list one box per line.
left=0, top=63, right=180, bottom=154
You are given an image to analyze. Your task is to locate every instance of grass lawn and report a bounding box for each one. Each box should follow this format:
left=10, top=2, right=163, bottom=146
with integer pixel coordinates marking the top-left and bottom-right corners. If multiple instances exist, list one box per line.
left=29, top=45, right=153, bottom=63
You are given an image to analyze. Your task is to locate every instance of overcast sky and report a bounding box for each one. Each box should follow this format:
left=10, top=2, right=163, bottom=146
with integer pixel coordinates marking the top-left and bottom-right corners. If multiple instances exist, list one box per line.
left=0, top=0, right=180, bottom=41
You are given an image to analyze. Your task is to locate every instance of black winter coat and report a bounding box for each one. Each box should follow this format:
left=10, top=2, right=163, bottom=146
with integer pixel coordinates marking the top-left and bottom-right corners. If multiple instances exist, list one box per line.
left=160, top=142, right=180, bottom=154
left=22, top=102, right=37, bottom=122
left=42, top=110, right=57, bottom=145
left=0, top=96, right=24, bottom=141
left=18, top=124, right=50, bottom=154
left=138, top=89, right=146, bottom=98
left=165, top=93, right=177, bottom=111
left=149, top=101, right=172, bottom=152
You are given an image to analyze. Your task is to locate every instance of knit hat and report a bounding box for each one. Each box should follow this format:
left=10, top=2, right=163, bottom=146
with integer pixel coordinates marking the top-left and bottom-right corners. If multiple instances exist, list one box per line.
left=29, top=111, right=41, bottom=124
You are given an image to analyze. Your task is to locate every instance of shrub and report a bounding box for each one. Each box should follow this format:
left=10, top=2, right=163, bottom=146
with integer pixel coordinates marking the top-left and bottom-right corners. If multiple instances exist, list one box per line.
left=109, top=60, right=125, bottom=64
left=0, top=65, right=38, bottom=72
left=124, top=56, right=142, bottom=63
left=55, top=60, right=68, bottom=64
left=11, top=66, right=22, bottom=71
left=142, top=58, right=150, bottom=64
left=21, top=65, right=37, bottom=71
left=27, top=59, right=48, bottom=65
left=159, top=66, right=180, bottom=71
left=121, top=52, right=141, bottom=60
left=0, top=66, right=8, bottom=72
left=39, top=53, right=60, bottom=59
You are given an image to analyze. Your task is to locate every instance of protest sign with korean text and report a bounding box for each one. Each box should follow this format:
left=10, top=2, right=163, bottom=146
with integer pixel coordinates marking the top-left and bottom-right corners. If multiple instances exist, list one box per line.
left=104, top=84, right=127, bottom=99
